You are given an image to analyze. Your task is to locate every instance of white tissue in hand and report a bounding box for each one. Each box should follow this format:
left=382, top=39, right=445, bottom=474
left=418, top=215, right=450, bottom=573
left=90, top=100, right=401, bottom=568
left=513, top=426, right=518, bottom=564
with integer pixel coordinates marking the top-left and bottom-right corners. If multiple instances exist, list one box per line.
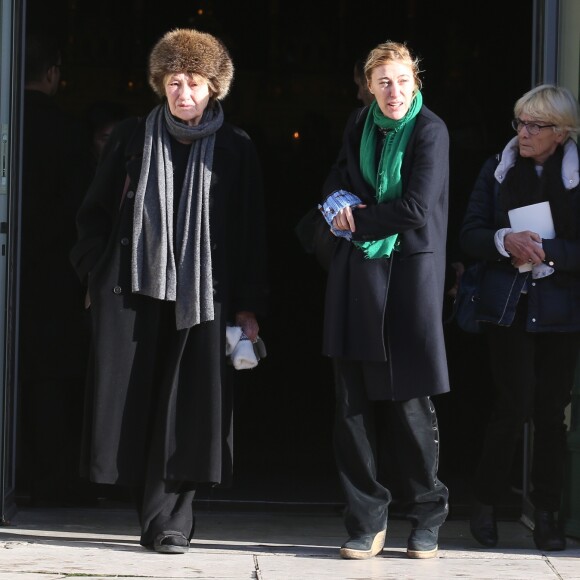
left=225, top=326, right=243, bottom=356
left=231, top=338, right=258, bottom=370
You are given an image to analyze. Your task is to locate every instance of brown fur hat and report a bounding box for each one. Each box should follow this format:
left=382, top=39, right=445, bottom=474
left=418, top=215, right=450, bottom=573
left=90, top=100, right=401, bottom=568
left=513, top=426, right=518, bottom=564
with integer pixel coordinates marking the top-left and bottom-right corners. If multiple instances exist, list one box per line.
left=148, top=28, right=234, bottom=100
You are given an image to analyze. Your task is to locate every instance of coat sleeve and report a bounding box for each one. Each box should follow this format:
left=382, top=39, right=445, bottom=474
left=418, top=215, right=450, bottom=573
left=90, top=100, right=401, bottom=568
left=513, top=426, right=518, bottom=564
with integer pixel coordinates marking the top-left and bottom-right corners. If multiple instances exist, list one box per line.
left=541, top=216, right=580, bottom=272
left=226, top=128, right=269, bottom=318
left=349, top=118, right=450, bottom=241
left=459, top=155, right=506, bottom=261
left=325, top=112, right=449, bottom=242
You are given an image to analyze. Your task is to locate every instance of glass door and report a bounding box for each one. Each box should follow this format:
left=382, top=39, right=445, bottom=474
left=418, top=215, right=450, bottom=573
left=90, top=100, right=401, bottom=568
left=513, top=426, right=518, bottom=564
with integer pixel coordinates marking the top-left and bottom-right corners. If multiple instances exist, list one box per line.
left=0, top=0, right=24, bottom=523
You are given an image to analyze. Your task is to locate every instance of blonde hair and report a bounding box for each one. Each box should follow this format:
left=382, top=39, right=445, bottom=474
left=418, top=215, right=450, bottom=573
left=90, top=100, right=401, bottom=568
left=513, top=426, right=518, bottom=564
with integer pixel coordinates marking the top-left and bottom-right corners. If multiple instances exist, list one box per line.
left=364, top=41, right=422, bottom=91
left=514, top=84, right=580, bottom=140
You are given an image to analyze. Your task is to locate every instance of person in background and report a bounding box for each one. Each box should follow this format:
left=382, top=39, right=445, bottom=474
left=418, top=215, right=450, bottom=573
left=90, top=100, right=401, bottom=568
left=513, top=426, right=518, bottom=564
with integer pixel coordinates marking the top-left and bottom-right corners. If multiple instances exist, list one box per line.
left=19, top=29, right=94, bottom=505
left=70, top=28, right=268, bottom=553
left=319, top=40, right=450, bottom=560
left=353, top=58, right=374, bottom=107
left=83, top=100, right=129, bottom=171
left=460, top=84, right=580, bottom=552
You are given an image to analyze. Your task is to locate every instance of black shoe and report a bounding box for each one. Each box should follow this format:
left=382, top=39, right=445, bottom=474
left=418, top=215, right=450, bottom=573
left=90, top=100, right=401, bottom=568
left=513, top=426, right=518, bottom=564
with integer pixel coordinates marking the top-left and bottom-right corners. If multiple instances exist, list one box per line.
left=339, top=529, right=386, bottom=560
left=153, top=531, right=190, bottom=554
left=533, top=510, right=566, bottom=551
left=470, top=500, right=497, bottom=547
left=407, top=527, right=439, bottom=559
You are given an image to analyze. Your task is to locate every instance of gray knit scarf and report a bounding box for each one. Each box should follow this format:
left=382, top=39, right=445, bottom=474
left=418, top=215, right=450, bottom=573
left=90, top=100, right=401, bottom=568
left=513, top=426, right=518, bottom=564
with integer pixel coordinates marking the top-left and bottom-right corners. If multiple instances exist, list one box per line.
left=131, top=101, right=224, bottom=330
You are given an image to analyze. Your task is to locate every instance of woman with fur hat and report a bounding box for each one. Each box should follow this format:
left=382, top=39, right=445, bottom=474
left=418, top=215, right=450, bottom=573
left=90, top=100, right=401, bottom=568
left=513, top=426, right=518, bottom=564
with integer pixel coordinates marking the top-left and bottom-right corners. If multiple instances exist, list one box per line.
left=70, top=29, right=268, bottom=553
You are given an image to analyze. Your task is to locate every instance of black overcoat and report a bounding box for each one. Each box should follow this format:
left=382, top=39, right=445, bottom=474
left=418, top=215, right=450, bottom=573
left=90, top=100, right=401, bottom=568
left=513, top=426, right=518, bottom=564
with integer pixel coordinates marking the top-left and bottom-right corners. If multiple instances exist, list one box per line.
left=321, top=105, right=450, bottom=400
left=70, top=115, right=268, bottom=486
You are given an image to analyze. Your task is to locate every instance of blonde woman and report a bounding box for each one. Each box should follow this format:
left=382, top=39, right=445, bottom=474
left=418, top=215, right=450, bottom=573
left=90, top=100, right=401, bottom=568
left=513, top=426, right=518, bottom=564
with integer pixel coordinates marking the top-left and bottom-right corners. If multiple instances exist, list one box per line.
left=461, top=84, right=580, bottom=551
left=319, top=41, right=450, bottom=560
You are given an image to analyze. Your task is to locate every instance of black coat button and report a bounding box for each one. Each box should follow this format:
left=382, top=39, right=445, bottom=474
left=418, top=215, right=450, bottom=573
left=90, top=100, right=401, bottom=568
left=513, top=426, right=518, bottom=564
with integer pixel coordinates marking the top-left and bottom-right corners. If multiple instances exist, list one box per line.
left=120, top=237, right=129, bottom=246
left=113, top=286, right=122, bottom=294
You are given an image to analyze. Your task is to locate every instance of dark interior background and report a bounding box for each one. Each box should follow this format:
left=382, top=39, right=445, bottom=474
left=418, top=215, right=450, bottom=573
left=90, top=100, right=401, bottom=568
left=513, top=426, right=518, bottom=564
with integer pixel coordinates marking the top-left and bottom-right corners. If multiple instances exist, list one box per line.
left=20, top=0, right=533, bottom=510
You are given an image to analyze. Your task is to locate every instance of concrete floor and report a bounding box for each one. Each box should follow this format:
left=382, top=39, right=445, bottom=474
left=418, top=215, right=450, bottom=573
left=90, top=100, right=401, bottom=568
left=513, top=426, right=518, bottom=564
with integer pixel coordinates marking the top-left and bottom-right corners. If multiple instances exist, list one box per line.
left=1, top=506, right=579, bottom=579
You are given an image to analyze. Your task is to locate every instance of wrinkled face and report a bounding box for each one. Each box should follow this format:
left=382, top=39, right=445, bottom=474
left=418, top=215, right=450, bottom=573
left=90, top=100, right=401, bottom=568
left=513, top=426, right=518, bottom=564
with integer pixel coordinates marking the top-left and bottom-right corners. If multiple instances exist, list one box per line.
left=515, top=114, right=565, bottom=165
left=164, top=72, right=211, bottom=126
left=368, top=62, right=416, bottom=120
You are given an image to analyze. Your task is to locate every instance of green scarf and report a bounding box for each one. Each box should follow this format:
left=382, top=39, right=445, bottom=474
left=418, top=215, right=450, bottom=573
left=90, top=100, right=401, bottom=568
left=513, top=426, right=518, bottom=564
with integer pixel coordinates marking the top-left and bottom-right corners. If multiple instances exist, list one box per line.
left=356, top=90, right=423, bottom=259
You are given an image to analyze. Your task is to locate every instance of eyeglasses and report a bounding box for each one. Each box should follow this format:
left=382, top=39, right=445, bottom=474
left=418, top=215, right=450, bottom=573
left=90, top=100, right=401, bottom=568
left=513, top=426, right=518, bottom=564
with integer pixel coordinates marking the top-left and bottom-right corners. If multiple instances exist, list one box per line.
left=511, top=118, right=556, bottom=136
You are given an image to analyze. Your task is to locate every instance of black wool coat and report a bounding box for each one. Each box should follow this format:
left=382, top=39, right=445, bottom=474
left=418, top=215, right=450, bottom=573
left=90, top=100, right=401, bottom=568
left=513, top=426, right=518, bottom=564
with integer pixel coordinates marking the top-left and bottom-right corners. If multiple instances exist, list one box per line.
left=321, top=105, right=451, bottom=400
left=70, top=114, right=269, bottom=486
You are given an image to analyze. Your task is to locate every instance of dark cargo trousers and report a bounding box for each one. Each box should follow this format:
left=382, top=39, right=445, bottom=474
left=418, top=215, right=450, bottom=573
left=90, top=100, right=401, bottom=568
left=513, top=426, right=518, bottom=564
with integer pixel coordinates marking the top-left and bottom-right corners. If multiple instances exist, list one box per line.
left=332, top=358, right=449, bottom=537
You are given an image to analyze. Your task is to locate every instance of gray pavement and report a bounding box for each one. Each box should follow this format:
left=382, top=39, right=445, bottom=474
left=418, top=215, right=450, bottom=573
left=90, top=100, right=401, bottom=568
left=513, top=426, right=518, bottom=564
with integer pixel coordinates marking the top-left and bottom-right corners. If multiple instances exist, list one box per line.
left=0, top=505, right=579, bottom=579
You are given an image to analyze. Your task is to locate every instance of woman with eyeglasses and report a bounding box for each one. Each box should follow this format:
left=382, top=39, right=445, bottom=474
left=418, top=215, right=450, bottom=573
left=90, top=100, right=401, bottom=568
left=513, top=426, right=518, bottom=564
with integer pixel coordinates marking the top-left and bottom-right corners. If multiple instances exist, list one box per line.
left=460, top=84, right=580, bottom=551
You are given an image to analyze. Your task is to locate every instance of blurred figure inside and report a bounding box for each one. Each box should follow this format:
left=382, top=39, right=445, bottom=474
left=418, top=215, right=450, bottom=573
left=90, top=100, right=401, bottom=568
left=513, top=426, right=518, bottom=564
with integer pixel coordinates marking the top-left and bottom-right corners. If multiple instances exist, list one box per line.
left=83, top=100, right=129, bottom=171
left=353, top=58, right=374, bottom=107
left=19, top=28, right=94, bottom=505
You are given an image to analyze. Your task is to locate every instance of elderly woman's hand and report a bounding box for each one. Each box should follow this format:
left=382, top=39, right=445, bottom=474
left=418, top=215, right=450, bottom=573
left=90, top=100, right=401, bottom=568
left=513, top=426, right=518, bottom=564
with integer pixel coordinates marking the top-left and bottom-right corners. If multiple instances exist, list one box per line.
left=235, top=311, right=259, bottom=342
left=505, top=230, right=546, bottom=267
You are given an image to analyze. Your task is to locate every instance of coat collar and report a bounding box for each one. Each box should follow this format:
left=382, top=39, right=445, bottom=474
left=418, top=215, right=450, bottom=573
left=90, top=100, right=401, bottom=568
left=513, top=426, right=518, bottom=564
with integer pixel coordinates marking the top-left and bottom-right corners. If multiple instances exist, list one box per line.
left=494, top=136, right=579, bottom=190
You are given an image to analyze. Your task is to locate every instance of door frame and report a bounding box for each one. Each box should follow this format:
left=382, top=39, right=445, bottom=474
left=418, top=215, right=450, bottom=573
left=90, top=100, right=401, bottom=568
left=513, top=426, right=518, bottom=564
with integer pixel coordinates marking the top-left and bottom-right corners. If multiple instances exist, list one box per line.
left=0, top=0, right=24, bottom=524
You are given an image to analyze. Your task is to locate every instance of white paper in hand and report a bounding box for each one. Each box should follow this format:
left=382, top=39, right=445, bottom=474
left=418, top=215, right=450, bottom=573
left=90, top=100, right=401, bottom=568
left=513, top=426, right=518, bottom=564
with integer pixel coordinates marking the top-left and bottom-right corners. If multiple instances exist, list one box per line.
left=508, top=201, right=555, bottom=272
